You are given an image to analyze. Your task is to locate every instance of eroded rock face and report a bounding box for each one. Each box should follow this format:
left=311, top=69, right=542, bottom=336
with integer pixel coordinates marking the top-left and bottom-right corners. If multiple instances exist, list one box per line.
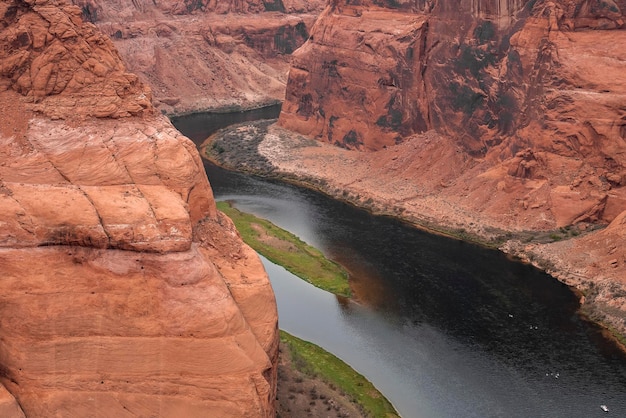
left=0, top=241, right=278, bottom=417
left=280, top=0, right=625, bottom=152
left=278, top=0, right=625, bottom=228
left=280, top=6, right=430, bottom=150
left=0, top=0, right=152, bottom=118
left=0, top=0, right=278, bottom=415
left=70, top=0, right=325, bottom=114
left=0, top=117, right=214, bottom=252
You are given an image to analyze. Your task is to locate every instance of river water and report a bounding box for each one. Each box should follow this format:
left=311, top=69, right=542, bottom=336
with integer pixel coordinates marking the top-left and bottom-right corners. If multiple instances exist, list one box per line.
left=172, top=108, right=626, bottom=418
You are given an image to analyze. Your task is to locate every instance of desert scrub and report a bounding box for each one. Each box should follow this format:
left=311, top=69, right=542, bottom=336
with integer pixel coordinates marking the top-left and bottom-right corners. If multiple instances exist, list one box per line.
left=217, top=201, right=351, bottom=297
left=280, top=331, right=399, bottom=418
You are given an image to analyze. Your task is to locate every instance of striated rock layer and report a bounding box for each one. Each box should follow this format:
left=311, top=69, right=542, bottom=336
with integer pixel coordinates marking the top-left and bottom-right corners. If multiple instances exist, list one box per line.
left=0, top=0, right=278, bottom=416
left=71, top=0, right=325, bottom=114
left=273, top=0, right=625, bottom=333
left=280, top=0, right=626, bottom=154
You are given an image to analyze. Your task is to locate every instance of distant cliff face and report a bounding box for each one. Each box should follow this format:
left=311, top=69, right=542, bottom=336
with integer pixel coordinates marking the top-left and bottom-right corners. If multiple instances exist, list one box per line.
left=280, top=0, right=625, bottom=152
left=0, top=0, right=278, bottom=416
left=278, top=0, right=626, bottom=229
left=73, top=0, right=323, bottom=16
left=67, top=0, right=325, bottom=114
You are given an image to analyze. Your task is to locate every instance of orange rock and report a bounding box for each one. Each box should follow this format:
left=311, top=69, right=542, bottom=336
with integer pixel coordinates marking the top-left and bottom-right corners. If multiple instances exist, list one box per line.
left=0, top=1, right=278, bottom=415
left=278, top=0, right=625, bottom=227
left=0, top=244, right=277, bottom=417
left=1, top=0, right=152, bottom=119
left=77, top=0, right=325, bottom=114
left=0, top=385, right=24, bottom=418
left=280, top=5, right=430, bottom=151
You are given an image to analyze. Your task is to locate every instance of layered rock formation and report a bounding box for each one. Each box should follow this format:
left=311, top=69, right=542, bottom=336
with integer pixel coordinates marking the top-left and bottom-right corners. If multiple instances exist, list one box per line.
left=278, top=0, right=625, bottom=232
left=0, top=0, right=151, bottom=118
left=0, top=0, right=278, bottom=415
left=280, top=0, right=625, bottom=151
left=70, top=0, right=325, bottom=114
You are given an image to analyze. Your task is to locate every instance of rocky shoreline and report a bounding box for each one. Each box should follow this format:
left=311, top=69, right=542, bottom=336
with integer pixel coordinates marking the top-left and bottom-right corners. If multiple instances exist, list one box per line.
left=202, top=118, right=626, bottom=346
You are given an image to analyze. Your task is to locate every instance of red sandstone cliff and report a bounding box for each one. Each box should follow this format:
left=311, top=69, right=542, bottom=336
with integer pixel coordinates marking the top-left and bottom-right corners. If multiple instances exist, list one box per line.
left=0, top=0, right=278, bottom=415
left=68, top=0, right=325, bottom=114
left=278, top=0, right=625, bottom=236
left=280, top=0, right=625, bottom=153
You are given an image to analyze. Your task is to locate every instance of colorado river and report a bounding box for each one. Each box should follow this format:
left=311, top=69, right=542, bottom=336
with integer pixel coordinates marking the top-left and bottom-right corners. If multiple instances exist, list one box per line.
left=172, top=108, right=626, bottom=418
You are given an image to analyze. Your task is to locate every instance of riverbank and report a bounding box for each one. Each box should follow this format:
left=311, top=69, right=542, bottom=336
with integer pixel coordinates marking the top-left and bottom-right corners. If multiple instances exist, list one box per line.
left=216, top=201, right=351, bottom=297
left=202, top=119, right=626, bottom=345
left=215, top=202, right=399, bottom=416
left=278, top=331, right=399, bottom=418
left=276, top=337, right=363, bottom=418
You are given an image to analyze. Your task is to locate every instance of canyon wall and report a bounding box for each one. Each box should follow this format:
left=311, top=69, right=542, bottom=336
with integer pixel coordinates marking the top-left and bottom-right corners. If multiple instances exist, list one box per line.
left=279, top=0, right=536, bottom=151
left=0, top=0, right=278, bottom=415
left=279, top=0, right=625, bottom=228
left=69, top=0, right=325, bottom=114
left=280, top=0, right=625, bottom=153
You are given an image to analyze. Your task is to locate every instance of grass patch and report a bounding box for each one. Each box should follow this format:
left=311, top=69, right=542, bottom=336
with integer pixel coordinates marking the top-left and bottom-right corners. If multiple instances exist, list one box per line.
left=280, top=331, right=400, bottom=418
left=217, top=201, right=351, bottom=297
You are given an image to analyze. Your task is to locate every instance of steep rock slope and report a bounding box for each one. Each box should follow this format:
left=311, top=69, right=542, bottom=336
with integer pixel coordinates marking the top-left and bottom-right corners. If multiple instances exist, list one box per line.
left=278, top=0, right=625, bottom=240
left=72, top=0, right=325, bottom=114
left=280, top=0, right=625, bottom=153
left=0, top=0, right=278, bottom=416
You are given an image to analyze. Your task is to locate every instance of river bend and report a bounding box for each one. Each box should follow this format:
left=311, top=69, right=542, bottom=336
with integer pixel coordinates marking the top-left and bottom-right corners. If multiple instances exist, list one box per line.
left=172, top=108, right=626, bottom=418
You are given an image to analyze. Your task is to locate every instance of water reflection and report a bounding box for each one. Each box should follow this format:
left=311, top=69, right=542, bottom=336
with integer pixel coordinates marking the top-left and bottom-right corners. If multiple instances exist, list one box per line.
left=264, top=252, right=626, bottom=418
left=206, top=166, right=626, bottom=418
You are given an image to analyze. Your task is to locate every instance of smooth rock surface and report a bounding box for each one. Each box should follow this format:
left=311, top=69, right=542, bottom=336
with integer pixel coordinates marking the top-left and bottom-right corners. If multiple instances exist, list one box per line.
left=0, top=0, right=278, bottom=415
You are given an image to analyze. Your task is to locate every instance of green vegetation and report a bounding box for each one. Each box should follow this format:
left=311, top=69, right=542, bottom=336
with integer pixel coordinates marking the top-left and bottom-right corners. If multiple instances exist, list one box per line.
left=218, top=202, right=399, bottom=413
left=280, top=331, right=400, bottom=418
left=549, top=233, right=563, bottom=241
left=217, top=201, right=351, bottom=297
